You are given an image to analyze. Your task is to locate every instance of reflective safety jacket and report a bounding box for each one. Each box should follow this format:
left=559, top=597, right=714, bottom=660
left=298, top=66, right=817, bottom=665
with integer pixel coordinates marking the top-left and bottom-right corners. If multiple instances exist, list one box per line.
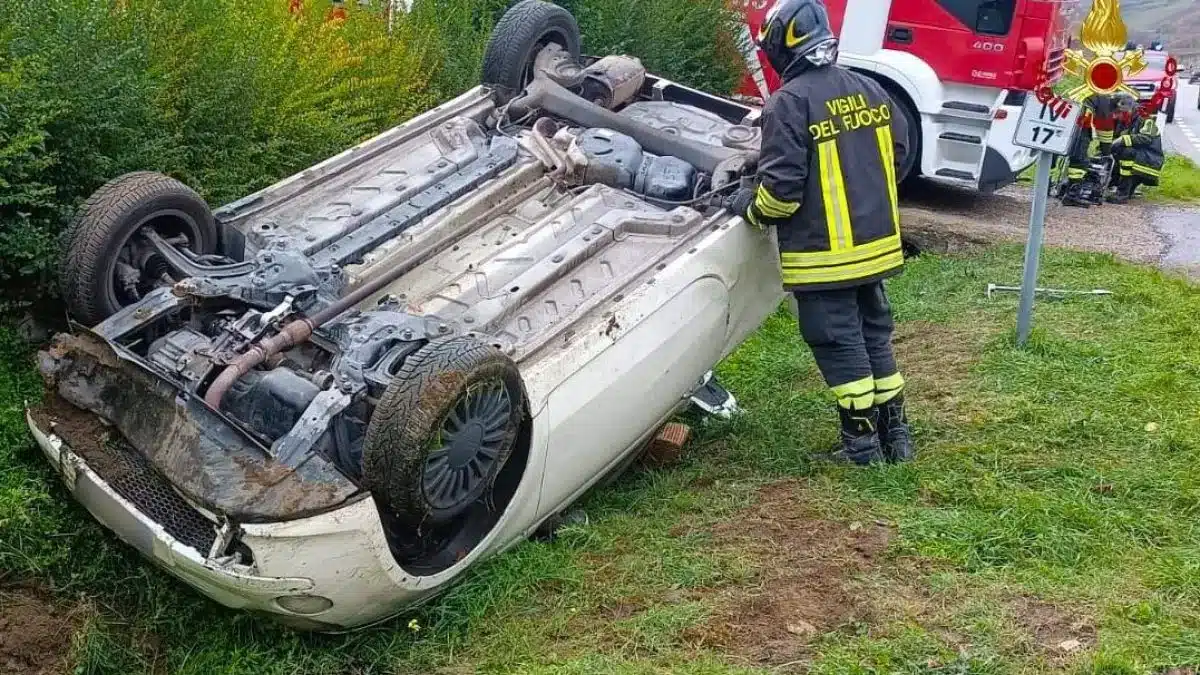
left=747, top=64, right=910, bottom=291
left=1113, top=113, right=1164, bottom=185
left=1066, top=95, right=1116, bottom=180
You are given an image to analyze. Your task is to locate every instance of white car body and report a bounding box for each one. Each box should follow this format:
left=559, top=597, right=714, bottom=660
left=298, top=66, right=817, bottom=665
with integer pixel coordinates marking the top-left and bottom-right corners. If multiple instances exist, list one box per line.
left=29, top=77, right=784, bottom=630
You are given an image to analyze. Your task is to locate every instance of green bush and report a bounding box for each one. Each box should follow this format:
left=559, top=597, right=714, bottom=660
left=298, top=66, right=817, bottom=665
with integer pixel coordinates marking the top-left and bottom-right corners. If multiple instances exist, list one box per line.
left=0, top=0, right=742, bottom=307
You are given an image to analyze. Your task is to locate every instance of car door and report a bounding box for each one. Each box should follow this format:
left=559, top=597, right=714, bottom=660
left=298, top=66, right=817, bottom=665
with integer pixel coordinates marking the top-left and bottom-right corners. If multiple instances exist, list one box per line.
left=536, top=276, right=730, bottom=516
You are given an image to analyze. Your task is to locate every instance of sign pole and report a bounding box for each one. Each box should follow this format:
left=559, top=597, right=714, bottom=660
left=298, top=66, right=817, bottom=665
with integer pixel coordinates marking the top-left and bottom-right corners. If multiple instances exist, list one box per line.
left=1016, top=151, right=1054, bottom=346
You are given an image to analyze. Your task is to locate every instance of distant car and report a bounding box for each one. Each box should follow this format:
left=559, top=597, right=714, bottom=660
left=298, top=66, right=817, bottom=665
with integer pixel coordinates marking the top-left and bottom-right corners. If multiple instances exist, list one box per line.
left=1190, top=68, right=1200, bottom=85
left=1126, top=49, right=1177, bottom=124
left=28, top=1, right=785, bottom=631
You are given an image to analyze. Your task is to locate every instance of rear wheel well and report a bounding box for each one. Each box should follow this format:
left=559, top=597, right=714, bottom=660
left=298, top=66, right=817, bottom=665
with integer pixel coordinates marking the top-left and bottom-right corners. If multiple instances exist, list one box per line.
left=854, top=69, right=923, bottom=184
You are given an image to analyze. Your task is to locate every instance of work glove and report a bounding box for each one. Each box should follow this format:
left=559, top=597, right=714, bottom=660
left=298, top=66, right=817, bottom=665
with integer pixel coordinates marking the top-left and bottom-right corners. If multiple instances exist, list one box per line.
left=727, top=187, right=762, bottom=229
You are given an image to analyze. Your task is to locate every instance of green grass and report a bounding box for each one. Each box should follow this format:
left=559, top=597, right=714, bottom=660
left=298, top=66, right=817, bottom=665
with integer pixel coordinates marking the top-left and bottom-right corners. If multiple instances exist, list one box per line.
left=1154, top=154, right=1200, bottom=201
left=4, top=246, right=1200, bottom=673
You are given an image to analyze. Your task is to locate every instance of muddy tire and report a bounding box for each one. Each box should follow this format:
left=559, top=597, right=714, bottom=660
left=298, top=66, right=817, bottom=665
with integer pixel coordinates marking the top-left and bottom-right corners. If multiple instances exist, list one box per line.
left=362, top=337, right=525, bottom=527
left=482, top=0, right=581, bottom=102
left=61, top=172, right=218, bottom=326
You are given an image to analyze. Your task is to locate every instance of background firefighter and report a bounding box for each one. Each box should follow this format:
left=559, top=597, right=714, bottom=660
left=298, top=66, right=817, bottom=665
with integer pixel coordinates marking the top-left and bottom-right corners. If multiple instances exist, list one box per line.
left=1108, top=94, right=1164, bottom=204
left=1061, top=94, right=1115, bottom=207
left=731, top=0, right=912, bottom=465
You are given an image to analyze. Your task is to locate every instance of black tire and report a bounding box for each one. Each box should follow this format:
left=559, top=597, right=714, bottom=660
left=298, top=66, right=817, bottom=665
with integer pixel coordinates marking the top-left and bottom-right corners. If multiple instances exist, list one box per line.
left=362, top=337, right=526, bottom=527
left=884, top=83, right=921, bottom=184
left=481, top=0, right=581, bottom=102
left=1164, top=93, right=1175, bottom=124
left=61, top=172, right=218, bottom=326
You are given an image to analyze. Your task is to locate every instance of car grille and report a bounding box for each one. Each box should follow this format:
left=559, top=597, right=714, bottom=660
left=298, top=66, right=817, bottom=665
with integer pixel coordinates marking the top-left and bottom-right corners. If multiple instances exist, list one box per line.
left=86, top=437, right=219, bottom=555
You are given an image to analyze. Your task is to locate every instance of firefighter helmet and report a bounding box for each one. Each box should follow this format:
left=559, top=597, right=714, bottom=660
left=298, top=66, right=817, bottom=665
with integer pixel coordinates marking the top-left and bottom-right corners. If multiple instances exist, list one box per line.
left=755, top=0, right=838, bottom=77
left=1114, top=93, right=1138, bottom=115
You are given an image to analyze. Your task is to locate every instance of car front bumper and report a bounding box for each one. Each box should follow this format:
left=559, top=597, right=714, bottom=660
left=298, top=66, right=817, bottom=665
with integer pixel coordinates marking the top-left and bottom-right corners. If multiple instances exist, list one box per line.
left=27, top=412, right=440, bottom=630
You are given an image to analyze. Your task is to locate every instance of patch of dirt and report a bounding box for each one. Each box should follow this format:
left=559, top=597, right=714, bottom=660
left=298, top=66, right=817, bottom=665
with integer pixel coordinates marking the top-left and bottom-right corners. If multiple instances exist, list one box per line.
left=900, top=181, right=1167, bottom=266
left=1007, top=595, right=1096, bottom=663
left=0, top=587, right=83, bottom=675
left=29, top=394, right=130, bottom=483
left=890, top=319, right=993, bottom=425
left=687, top=480, right=894, bottom=666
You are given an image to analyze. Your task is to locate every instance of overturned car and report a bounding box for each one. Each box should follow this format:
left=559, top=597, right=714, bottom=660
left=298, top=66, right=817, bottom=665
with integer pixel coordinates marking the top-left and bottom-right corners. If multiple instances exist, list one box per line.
left=29, top=1, right=783, bottom=630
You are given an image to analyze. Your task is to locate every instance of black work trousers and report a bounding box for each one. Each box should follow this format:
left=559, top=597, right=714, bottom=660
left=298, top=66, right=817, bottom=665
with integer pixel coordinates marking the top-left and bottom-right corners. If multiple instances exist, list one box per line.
left=793, top=281, right=902, bottom=411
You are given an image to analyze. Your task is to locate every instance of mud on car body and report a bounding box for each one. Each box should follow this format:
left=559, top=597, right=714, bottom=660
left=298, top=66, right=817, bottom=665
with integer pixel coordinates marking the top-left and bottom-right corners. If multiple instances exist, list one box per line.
left=29, top=1, right=783, bottom=630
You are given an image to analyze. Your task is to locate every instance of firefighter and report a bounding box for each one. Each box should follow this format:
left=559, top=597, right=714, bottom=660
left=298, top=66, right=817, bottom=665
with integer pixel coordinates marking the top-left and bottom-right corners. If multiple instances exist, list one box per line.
left=729, top=0, right=912, bottom=465
left=1108, top=94, right=1164, bottom=204
left=1060, top=94, right=1116, bottom=207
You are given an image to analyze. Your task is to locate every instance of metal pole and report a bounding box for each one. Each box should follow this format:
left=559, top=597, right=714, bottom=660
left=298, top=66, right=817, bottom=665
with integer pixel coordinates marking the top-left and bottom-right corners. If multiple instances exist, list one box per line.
left=1016, top=151, right=1053, bottom=346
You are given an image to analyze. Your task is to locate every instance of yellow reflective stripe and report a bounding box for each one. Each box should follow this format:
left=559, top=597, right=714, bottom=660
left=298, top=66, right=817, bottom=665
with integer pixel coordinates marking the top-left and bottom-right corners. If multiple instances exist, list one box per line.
left=780, top=249, right=904, bottom=285
left=1095, top=130, right=1114, bottom=141
left=874, top=373, right=904, bottom=391
left=875, top=125, right=900, bottom=230
left=817, top=142, right=842, bottom=251
left=1067, top=168, right=1087, bottom=178
left=817, top=140, right=852, bottom=251
left=832, top=376, right=874, bottom=397
left=833, top=376, right=876, bottom=411
left=754, top=184, right=799, bottom=218
left=874, top=388, right=902, bottom=405
left=829, top=140, right=853, bottom=248
left=840, top=393, right=875, bottom=410
left=780, top=233, right=901, bottom=268
left=874, top=372, right=905, bottom=404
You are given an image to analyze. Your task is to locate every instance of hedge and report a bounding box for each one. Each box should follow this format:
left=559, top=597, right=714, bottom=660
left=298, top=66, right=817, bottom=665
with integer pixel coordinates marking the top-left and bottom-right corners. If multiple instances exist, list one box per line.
left=0, top=0, right=742, bottom=308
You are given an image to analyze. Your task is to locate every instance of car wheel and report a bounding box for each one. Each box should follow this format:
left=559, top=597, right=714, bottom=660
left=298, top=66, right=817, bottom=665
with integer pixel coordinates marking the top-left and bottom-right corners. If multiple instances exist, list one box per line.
left=362, top=337, right=526, bottom=527
left=61, top=172, right=219, bottom=326
left=1165, top=93, right=1176, bottom=124
left=481, top=0, right=582, bottom=103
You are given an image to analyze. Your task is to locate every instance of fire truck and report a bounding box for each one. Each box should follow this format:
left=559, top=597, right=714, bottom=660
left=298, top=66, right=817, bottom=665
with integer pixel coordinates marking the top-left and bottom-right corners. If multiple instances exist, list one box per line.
left=735, top=0, right=1077, bottom=192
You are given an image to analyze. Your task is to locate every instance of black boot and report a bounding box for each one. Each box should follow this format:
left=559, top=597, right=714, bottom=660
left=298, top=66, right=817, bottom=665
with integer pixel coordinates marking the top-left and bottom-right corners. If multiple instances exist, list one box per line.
left=877, top=395, right=914, bottom=463
left=827, top=406, right=885, bottom=466
left=1107, top=177, right=1134, bottom=204
left=1061, top=181, right=1091, bottom=207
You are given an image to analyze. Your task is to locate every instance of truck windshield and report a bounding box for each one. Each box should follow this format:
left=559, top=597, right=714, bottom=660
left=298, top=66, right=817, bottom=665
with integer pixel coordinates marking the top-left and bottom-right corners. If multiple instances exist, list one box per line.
left=936, top=0, right=1016, bottom=35
left=1143, top=52, right=1168, bottom=69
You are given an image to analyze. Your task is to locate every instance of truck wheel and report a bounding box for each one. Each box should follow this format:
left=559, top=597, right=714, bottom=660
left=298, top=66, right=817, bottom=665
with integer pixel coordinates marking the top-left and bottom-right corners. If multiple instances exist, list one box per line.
left=1164, top=94, right=1176, bottom=124
left=482, top=0, right=581, bottom=103
left=61, top=172, right=219, bottom=326
left=362, top=337, right=526, bottom=527
left=886, top=85, right=921, bottom=183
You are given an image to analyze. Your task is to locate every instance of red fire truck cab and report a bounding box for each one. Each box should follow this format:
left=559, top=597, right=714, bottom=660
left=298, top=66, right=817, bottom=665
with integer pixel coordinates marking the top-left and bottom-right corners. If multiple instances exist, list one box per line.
left=735, top=0, right=1076, bottom=192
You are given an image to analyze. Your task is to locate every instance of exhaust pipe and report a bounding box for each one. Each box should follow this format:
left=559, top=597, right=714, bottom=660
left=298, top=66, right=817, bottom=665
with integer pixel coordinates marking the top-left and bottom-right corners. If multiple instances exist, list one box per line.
left=510, top=75, right=757, bottom=175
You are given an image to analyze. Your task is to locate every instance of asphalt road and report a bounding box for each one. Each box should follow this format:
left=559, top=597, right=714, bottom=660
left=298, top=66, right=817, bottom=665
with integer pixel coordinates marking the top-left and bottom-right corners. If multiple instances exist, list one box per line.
left=1164, top=82, right=1200, bottom=164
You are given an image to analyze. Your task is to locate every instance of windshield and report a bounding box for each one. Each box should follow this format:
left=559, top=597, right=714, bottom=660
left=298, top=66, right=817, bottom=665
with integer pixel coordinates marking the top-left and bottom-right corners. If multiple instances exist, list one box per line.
left=1144, top=51, right=1168, bottom=69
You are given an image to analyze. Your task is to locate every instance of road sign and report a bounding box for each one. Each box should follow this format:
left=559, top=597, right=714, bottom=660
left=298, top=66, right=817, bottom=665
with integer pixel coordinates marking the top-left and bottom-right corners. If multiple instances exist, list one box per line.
left=1014, top=152, right=1053, bottom=346
left=1009, top=93, right=1084, bottom=345
left=1013, top=96, right=1083, bottom=156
